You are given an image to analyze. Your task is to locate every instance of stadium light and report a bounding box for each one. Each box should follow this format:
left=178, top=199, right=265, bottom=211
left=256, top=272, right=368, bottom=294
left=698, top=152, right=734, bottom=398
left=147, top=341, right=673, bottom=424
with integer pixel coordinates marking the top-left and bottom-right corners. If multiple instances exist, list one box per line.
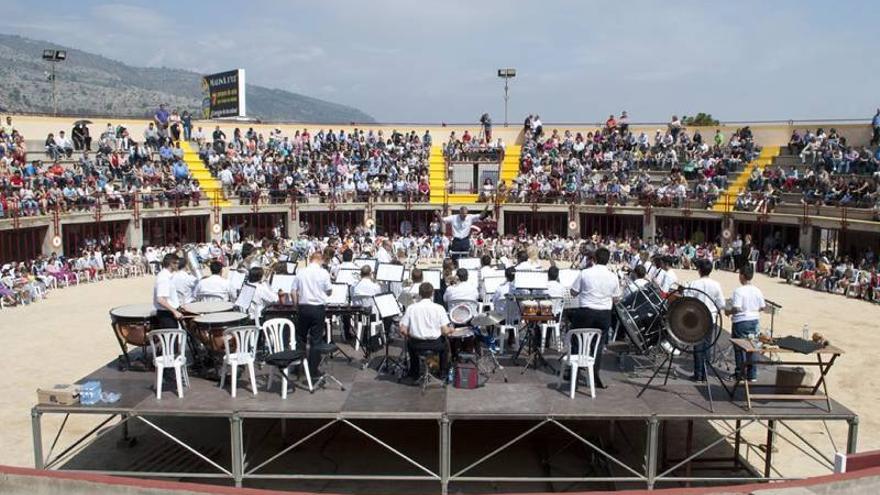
left=497, top=68, right=516, bottom=127
left=42, top=49, right=67, bottom=115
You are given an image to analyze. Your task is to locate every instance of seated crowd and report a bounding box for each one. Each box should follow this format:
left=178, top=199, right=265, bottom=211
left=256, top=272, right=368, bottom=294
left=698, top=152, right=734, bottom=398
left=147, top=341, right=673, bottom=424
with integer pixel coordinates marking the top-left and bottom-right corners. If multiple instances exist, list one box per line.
left=736, top=128, right=880, bottom=213
left=198, top=127, right=432, bottom=204
left=505, top=112, right=759, bottom=207
left=443, top=129, right=505, bottom=162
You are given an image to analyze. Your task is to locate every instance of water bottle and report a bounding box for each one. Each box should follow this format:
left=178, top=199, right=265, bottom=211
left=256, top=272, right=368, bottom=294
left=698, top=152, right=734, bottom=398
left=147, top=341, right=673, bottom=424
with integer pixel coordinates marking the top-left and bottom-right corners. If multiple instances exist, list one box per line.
left=802, top=324, right=810, bottom=341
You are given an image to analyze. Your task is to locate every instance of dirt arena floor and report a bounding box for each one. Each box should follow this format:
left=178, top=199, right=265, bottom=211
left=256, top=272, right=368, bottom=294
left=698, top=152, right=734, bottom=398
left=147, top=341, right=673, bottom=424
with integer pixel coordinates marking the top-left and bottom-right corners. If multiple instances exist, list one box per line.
left=1, top=268, right=877, bottom=481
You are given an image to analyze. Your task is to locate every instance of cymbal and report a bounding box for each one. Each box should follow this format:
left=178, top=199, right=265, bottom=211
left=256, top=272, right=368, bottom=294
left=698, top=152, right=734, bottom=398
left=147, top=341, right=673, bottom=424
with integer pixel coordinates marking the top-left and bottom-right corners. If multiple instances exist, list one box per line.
left=471, top=312, right=503, bottom=327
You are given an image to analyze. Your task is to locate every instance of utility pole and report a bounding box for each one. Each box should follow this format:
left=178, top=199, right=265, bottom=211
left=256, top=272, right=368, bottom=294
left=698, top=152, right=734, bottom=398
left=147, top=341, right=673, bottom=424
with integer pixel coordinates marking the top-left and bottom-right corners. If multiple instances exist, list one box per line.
left=42, top=49, right=67, bottom=116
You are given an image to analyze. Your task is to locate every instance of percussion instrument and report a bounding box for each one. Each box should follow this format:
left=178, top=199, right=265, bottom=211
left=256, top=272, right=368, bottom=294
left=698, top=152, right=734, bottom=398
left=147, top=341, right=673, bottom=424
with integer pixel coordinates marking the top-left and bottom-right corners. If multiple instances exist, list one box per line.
left=181, top=301, right=234, bottom=315
left=448, top=327, right=477, bottom=360
left=665, top=296, right=713, bottom=351
left=538, top=300, right=554, bottom=316
left=521, top=300, right=538, bottom=316
left=110, top=304, right=156, bottom=369
left=192, top=311, right=248, bottom=353
left=614, top=283, right=667, bottom=354
left=449, top=303, right=476, bottom=325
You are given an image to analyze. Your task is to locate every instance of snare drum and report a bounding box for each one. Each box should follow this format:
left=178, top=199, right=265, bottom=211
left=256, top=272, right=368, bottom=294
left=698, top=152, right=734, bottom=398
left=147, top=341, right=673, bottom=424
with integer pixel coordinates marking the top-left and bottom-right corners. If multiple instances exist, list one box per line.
left=181, top=301, right=234, bottom=315
left=192, top=311, right=248, bottom=353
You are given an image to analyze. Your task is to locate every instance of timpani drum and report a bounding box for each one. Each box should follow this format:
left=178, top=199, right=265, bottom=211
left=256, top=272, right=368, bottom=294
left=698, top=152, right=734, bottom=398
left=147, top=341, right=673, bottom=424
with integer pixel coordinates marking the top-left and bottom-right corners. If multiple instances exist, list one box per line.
left=522, top=300, right=538, bottom=316
left=192, top=311, right=248, bottom=353
left=181, top=301, right=234, bottom=315
left=538, top=300, right=554, bottom=316
left=109, top=304, right=157, bottom=370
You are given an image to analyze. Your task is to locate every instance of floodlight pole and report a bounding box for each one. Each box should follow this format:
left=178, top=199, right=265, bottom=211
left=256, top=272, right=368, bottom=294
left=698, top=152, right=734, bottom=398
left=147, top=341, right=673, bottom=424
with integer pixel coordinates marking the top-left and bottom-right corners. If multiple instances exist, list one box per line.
left=503, top=77, right=509, bottom=128
left=51, top=61, right=57, bottom=116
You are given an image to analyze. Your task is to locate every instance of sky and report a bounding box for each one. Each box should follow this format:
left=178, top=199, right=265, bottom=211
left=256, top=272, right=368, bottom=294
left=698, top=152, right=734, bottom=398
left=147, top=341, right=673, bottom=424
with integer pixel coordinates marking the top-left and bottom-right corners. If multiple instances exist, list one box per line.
left=0, top=0, right=877, bottom=124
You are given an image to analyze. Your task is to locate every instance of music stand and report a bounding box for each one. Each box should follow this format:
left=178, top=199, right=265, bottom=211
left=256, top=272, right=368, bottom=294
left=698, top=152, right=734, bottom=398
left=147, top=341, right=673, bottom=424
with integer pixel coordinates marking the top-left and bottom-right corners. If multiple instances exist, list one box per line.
left=336, top=268, right=359, bottom=286
left=457, top=257, right=481, bottom=270
left=234, top=283, right=257, bottom=313
left=353, top=258, right=378, bottom=272
left=765, top=299, right=782, bottom=338
left=376, top=263, right=405, bottom=283
left=373, top=293, right=406, bottom=376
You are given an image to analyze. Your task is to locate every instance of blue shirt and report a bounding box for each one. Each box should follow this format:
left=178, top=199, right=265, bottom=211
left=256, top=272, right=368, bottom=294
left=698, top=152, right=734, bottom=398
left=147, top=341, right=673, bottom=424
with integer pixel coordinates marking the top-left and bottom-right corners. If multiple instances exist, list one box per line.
left=873, top=114, right=880, bottom=127
left=155, top=108, right=169, bottom=125
left=173, top=162, right=189, bottom=179
left=159, top=146, right=173, bottom=160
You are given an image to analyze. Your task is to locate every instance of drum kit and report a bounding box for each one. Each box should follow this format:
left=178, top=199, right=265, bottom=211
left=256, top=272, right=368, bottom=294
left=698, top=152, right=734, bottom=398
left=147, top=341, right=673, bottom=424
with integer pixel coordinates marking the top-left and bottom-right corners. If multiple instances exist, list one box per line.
left=448, top=302, right=508, bottom=383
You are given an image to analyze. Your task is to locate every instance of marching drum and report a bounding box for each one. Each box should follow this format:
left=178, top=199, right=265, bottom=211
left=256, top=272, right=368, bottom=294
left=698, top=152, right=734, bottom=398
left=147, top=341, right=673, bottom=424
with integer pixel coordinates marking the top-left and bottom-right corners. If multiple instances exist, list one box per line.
left=192, top=311, right=248, bottom=353
left=110, top=304, right=157, bottom=369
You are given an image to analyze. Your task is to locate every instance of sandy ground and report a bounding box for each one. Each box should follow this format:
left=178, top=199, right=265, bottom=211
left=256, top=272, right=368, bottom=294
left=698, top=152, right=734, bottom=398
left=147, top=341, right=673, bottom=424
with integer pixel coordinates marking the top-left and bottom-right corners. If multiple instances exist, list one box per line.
left=1, top=269, right=877, bottom=478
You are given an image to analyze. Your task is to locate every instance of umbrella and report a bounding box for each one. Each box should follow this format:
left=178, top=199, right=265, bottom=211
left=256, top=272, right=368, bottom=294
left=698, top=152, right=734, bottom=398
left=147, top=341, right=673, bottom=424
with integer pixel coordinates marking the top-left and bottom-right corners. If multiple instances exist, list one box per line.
left=73, top=119, right=92, bottom=126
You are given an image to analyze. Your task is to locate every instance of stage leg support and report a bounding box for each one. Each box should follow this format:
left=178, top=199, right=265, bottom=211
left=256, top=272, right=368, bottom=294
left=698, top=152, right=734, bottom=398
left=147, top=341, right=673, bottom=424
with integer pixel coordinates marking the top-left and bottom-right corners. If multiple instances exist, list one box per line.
left=440, top=416, right=451, bottom=495
left=646, top=417, right=659, bottom=490
left=230, top=414, right=243, bottom=488
left=32, top=409, right=43, bottom=469
left=847, top=417, right=859, bottom=455
left=764, top=419, right=775, bottom=478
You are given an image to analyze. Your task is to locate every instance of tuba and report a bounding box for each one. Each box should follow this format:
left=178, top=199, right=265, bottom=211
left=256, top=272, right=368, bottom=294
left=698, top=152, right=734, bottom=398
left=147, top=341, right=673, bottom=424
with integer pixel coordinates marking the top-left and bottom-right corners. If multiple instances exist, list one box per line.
left=184, top=248, right=202, bottom=278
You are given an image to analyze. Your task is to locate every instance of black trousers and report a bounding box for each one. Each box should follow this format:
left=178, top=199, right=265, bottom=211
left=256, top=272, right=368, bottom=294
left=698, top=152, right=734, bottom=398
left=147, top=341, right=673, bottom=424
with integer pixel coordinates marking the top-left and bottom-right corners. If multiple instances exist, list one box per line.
left=407, top=337, right=447, bottom=378
left=155, top=309, right=178, bottom=330
left=567, top=307, right=612, bottom=381
left=450, top=237, right=470, bottom=258
left=296, top=305, right=326, bottom=375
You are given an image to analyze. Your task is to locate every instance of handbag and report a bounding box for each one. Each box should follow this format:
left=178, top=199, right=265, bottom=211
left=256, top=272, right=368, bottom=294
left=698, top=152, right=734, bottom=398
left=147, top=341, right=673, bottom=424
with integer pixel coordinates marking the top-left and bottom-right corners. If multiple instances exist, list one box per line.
left=452, top=362, right=480, bottom=389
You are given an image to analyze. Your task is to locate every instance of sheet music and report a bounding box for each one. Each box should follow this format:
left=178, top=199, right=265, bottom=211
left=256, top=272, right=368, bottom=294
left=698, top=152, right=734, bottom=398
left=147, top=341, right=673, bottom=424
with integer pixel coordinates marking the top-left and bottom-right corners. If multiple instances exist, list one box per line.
left=483, top=276, right=505, bottom=294
left=422, top=270, right=441, bottom=289
left=559, top=268, right=580, bottom=288
left=234, top=283, right=257, bottom=311
left=353, top=258, right=377, bottom=271
left=270, top=274, right=296, bottom=294
left=286, top=262, right=296, bottom=274
left=336, top=268, right=359, bottom=285
left=457, top=257, right=481, bottom=270
left=328, top=283, right=349, bottom=305
left=462, top=269, right=479, bottom=288
left=376, top=263, right=405, bottom=282
left=374, top=293, right=401, bottom=318
left=515, top=270, right=549, bottom=290
left=227, top=271, right=246, bottom=291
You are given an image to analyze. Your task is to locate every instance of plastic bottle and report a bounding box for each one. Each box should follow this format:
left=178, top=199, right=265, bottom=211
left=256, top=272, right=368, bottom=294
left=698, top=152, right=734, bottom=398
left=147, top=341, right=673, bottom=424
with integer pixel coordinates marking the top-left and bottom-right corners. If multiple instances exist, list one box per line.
left=802, top=324, right=810, bottom=341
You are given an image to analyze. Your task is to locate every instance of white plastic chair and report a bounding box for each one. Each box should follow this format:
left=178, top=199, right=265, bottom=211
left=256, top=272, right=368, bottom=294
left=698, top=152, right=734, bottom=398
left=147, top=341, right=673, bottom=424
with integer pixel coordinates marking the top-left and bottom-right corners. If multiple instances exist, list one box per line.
left=262, top=318, right=312, bottom=398
left=219, top=326, right=259, bottom=398
left=556, top=328, right=602, bottom=399
left=147, top=329, right=189, bottom=399
left=539, top=297, right=565, bottom=352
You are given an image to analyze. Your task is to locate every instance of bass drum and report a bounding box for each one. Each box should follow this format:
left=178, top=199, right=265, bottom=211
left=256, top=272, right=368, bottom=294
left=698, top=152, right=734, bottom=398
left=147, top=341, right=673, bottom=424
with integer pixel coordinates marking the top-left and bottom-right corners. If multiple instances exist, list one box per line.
left=614, top=283, right=666, bottom=354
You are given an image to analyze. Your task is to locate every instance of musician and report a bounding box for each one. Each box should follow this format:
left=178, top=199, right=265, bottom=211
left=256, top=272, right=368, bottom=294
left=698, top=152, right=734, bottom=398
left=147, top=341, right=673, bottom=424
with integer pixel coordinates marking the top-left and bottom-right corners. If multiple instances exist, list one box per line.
left=492, top=267, right=520, bottom=323
left=153, top=253, right=182, bottom=328
left=655, top=257, right=678, bottom=296
left=399, top=268, right=424, bottom=307
left=684, top=259, right=725, bottom=382
left=544, top=266, right=566, bottom=299
left=438, top=206, right=491, bottom=257
left=399, top=282, right=453, bottom=382
left=352, top=265, right=382, bottom=303
left=569, top=247, right=621, bottom=389
left=443, top=268, right=479, bottom=307
left=293, top=252, right=333, bottom=376
left=172, top=257, right=197, bottom=305
left=516, top=246, right=541, bottom=271
left=631, top=265, right=650, bottom=290
left=245, top=266, right=279, bottom=323
left=376, top=240, right=393, bottom=264
left=335, top=249, right=359, bottom=340
left=195, top=261, right=235, bottom=302
left=725, top=265, right=766, bottom=382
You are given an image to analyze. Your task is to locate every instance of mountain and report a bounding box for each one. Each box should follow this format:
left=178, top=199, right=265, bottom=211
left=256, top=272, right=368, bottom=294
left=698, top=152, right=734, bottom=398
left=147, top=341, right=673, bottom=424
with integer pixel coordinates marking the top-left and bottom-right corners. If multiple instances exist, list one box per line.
left=0, top=34, right=375, bottom=123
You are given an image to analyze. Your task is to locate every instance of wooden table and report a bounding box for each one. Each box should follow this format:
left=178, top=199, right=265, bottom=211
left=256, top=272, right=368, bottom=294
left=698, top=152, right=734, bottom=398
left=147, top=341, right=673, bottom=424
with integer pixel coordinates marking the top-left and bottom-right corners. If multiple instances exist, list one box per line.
left=729, top=338, right=843, bottom=411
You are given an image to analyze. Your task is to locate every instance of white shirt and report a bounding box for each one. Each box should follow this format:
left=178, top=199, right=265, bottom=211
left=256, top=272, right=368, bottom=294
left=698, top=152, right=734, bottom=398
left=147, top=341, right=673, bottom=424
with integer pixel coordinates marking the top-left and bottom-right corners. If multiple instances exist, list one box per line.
left=376, top=247, right=393, bottom=264
left=685, top=277, right=725, bottom=318
left=294, top=262, right=332, bottom=305
left=442, top=214, right=481, bottom=240
left=153, top=268, right=180, bottom=311
left=195, top=274, right=234, bottom=302
left=400, top=299, right=450, bottom=340
left=248, top=282, right=279, bottom=321
left=492, top=281, right=520, bottom=321
left=573, top=264, right=621, bottom=310
left=656, top=268, right=678, bottom=293
left=352, top=278, right=383, bottom=306
left=731, top=284, right=765, bottom=323
left=172, top=271, right=197, bottom=305
left=444, top=282, right=479, bottom=305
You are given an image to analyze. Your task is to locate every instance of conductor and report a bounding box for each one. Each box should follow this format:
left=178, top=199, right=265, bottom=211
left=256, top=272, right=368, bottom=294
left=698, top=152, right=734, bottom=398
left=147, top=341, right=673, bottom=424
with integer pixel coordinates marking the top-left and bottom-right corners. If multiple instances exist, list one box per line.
left=438, top=206, right=491, bottom=258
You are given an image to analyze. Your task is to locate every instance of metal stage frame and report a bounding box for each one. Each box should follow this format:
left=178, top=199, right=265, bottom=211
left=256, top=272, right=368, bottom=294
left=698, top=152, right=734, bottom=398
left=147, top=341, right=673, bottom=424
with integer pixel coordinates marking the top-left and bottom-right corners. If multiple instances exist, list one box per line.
left=32, top=360, right=859, bottom=494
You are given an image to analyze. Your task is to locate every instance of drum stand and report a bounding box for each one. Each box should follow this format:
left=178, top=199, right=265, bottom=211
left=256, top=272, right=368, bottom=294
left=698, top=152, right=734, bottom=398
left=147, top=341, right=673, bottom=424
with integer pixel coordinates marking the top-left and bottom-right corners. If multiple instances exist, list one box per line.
left=513, top=323, right=555, bottom=374
left=635, top=345, right=723, bottom=413
left=376, top=329, right=407, bottom=378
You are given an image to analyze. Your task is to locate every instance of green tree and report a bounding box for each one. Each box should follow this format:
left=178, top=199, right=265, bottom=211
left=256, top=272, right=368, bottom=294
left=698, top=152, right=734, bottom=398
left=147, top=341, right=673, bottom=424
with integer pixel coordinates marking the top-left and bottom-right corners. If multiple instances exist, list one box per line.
left=682, top=113, right=719, bottom=126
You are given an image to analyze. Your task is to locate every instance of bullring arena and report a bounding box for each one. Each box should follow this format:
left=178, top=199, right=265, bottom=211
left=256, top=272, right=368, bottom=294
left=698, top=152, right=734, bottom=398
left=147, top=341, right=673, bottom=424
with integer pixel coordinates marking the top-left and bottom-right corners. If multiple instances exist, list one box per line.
left=2, top=113, right=880, bottom=495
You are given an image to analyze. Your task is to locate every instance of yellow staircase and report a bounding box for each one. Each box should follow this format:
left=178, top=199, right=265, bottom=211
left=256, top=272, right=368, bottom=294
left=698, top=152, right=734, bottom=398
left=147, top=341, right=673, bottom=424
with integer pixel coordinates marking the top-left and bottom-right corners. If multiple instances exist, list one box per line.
left=500, top=144, right=522, bottom=187
left=428, top=145, right=478, bottom=204
left=712, top=146, right=780, bottom=213
left=180, top=141, right=229, bottom=207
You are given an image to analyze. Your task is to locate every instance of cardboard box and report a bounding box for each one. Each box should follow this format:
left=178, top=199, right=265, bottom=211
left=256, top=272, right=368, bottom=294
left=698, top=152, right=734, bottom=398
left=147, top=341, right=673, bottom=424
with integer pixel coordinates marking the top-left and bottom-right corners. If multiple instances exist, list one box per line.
left=37, top=384, right=80, bottom=406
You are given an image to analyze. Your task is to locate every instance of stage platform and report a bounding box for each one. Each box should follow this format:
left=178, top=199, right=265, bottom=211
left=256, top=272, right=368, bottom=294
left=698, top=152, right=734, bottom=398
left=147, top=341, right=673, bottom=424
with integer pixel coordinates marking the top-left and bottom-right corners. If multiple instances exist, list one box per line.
left=32, top=349, right=859, bottom=494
